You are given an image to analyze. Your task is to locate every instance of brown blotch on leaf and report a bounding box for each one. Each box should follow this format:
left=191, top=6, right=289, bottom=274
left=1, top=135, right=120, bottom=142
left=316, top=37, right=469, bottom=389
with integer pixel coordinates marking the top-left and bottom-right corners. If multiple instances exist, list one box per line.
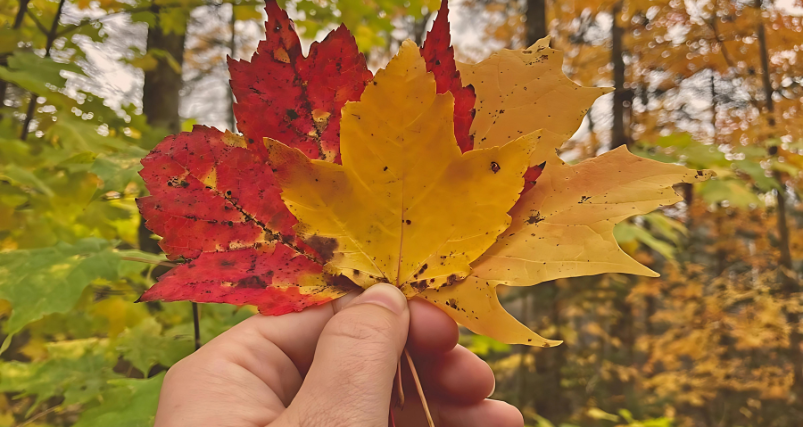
left=236, top=276, right=267, bottom=289
left=526, top=211, right=545, bottom=225
left=490, top=161, right=501, bottom=173
left=411, top=280, right=428, bottom=293
left=305, top=235, right=338, bottom=262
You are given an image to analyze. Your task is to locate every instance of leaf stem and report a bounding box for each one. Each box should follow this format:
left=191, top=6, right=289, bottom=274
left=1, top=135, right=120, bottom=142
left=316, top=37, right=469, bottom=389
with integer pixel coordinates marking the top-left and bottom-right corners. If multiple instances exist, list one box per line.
left=404, top=348, right=434, bottom=427
left=192, top=302, right=201, bottom=350
left=389, top=403, right=397, bottom=427
left=395, top=359, right=405, bottom=407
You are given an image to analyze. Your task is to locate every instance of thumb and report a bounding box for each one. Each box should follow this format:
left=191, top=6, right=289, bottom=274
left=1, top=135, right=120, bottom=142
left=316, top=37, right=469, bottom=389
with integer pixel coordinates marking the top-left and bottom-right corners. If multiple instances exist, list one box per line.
left=281, top=283, right=409, bottom=427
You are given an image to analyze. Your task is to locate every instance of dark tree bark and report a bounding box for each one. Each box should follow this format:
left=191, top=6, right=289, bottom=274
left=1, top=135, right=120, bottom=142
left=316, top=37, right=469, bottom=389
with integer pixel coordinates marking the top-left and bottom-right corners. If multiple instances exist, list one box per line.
left=525, top=0, right=548, bottom=45
left=139, top=5, right=187, bottom=254
left=142, top=14, right=186, bottom=135
left=610, top=0, right=630, bottom=149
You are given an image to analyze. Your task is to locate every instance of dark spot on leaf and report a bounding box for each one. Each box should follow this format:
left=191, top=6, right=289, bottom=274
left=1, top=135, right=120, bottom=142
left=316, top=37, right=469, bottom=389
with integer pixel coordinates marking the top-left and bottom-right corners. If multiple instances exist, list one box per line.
left=236, top=276, right=266, bottom=289
left=305, top=235, right=338, bottom=263
left=405, top=219, right=412, bottom=225
left=411, top=280, right=428, bottom=292
left=491, top=162, right=501, bottom=173
left=526, top=211, right=545, bottom=225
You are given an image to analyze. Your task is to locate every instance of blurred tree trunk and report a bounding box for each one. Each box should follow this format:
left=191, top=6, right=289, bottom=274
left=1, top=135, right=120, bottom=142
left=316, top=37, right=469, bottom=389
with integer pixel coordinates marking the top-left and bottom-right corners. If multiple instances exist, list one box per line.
left=521, top=0, right=569, bottom=421
left=139, top=5, right=187, bottom=254
left=533, top=282, right=570, bottom=423
left=754, top=0, right=803, bottom=406
left=611, top=0, right=630, bottom=149
left=412, top=12, right=432, bottom=46
left=525, top=0, right=547, bottom=45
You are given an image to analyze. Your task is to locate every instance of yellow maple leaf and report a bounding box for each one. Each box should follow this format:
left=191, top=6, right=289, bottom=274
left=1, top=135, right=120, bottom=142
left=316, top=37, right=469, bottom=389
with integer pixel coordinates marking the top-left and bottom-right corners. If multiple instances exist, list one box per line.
left=421, top=147, right=713, bottom=346
left=267, top=40, right=540, bottom=296
left=457, top=37, right=611, bottom=158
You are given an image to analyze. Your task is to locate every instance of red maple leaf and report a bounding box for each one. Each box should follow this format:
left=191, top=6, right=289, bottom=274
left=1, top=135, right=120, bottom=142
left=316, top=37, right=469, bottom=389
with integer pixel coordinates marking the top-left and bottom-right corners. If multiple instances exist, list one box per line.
left=228, top=1, right=373, bottom=164
left=138, top=245, right=345, bottom=315
left=137, top=126, right=349, bottom=314
left=420, top=0, right=476, bottom=152
left=137, top=126, right=298, bottom=261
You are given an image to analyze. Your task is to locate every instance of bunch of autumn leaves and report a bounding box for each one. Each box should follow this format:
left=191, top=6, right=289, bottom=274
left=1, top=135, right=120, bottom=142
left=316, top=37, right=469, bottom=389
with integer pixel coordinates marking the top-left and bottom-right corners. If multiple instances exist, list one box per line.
left=136, top=0, right=711, bottom=347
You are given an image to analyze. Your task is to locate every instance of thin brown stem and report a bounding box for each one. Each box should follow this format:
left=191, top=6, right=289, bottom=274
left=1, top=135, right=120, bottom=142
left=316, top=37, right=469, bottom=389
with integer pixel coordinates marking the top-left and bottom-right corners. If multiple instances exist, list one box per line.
left=404, top=348, right=434, bottom=427
left=192, top=302, right=201, bottom=350
left=18, top=404, right=59, bottom=427
left=395, top=359, right=405, bottom=407
left=26, top=9, right=49, bottom=35
left=20, top=0, right=66, bottom=140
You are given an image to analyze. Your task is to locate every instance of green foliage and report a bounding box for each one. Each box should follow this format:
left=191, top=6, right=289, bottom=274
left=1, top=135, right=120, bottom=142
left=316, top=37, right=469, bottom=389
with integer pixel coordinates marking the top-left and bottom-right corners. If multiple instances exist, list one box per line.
left=0, top=338, right=120, bottom=413
left=288, top=0, right=441, bottom=51
left=0, top=239, right=133, bottom=340
left=71, top=374, right=165, bottom=427
left=116, top=318, right=194, bottom=374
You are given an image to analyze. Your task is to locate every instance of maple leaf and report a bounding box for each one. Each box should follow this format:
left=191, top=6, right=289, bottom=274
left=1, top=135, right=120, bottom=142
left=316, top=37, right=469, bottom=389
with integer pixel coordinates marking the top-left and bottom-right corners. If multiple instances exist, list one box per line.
left=419, top=147, right=714, bottom=346
left=456, top=37, right=610, bottom=156
left=228, top=1, right=373, bottom=163
left=420, top=0, right=476, bottom=152
left=137, top=126, right=347, bottom=314
left=266, top=40, right=539, bottom=296
left=139, top=244, right=346, bottom=315
left=137, top=126, right=297, bottom=260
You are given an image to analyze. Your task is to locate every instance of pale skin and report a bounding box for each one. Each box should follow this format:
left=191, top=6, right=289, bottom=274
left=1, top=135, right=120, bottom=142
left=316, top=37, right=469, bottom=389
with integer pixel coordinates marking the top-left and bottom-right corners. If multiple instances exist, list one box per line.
left=155, top=283, right=524, bottom=427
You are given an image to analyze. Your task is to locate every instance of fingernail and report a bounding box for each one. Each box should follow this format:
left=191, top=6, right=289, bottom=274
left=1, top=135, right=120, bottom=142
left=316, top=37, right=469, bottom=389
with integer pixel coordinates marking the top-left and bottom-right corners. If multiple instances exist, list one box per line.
left=353, top=283, right=407, bottom=315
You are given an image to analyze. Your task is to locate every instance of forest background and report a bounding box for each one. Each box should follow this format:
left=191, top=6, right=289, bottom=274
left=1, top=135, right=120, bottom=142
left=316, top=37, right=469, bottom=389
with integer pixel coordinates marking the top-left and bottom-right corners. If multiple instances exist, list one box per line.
left=1, top=0, right=802, bottom=425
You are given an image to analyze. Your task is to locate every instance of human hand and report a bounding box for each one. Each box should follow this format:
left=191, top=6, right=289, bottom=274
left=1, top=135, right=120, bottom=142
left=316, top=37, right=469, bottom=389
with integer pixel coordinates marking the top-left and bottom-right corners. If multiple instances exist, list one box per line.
left=154, top=283, right=524, bottom=427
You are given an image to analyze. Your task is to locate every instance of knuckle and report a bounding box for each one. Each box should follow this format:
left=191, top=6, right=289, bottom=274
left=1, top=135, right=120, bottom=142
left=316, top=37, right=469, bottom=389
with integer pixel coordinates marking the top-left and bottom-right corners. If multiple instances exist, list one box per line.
left=327, top=311, right=397, bottom=346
